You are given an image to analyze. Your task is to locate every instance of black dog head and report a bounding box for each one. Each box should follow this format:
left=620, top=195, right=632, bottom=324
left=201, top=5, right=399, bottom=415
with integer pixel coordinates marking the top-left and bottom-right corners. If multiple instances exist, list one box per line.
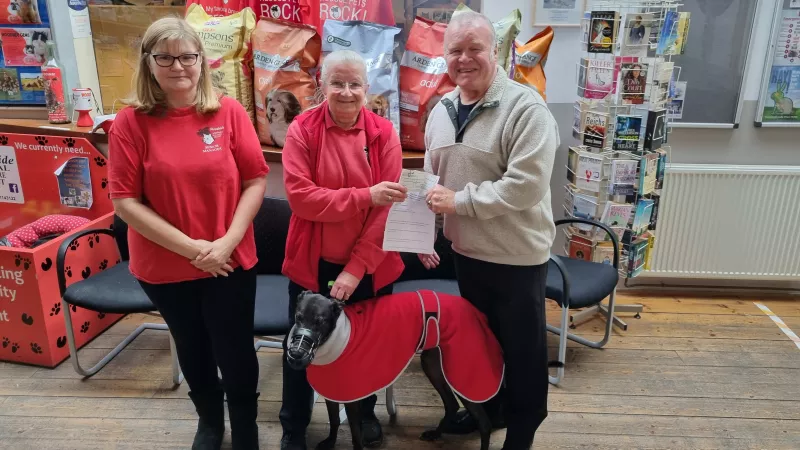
left=286, top=290, right=343, bottom=370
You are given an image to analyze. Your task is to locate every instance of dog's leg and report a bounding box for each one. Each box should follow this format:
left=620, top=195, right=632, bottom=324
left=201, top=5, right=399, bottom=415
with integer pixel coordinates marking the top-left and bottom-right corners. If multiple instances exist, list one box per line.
left=344, top=401, right=364, bottom=450
left=461, top=398, right=492, bottom=450
left=419, top=348, right=461, bottom=442
left=315, top=400, right=340, bottom=450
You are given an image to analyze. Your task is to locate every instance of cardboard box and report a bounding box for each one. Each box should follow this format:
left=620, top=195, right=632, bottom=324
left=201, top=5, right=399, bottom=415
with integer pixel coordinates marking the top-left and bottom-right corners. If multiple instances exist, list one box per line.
left=89, top=5, right=185, bottom=114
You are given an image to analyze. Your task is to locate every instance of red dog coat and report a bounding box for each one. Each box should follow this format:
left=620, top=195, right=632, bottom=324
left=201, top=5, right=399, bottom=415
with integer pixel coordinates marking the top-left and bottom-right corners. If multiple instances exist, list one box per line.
left=306, top=290, right=504, bottom=403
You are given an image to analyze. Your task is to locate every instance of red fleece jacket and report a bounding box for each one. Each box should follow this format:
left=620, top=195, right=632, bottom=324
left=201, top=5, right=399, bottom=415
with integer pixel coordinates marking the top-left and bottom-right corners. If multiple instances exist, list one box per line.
left=282, top=103, right=404, bottom=293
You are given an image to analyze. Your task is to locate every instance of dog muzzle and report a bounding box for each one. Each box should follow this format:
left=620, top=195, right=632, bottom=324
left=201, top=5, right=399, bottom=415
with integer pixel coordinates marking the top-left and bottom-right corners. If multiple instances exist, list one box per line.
left=286, top=325, right=321, bottom=370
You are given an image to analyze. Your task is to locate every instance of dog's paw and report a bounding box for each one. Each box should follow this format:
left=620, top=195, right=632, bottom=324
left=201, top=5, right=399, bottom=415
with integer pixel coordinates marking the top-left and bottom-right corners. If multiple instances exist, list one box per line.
left=315, top=437, right=337, bottom=450
left=420, top=429, right=442, bottom=442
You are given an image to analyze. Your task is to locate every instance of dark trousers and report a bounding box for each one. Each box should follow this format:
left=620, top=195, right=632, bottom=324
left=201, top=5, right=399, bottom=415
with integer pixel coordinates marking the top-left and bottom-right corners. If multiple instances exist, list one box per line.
left=280, top=260, right=393, bottom=438
left=139, top=267, right=259, bottom=400
left=454, top=253, right=549, bottom=450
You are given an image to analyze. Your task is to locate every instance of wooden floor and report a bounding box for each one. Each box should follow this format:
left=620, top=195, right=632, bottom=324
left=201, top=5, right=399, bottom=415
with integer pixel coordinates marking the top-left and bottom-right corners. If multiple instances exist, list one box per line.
left=0, top=295, right=798, bottom=449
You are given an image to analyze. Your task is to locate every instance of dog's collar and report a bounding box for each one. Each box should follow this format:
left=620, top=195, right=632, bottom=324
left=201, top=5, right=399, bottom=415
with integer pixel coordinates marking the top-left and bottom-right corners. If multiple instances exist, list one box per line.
left=311, top=312, right=350, bottom=365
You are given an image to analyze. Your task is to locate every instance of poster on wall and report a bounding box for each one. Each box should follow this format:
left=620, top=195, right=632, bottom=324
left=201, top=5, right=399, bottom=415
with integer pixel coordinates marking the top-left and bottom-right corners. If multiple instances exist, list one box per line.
left=0, top=0, right=49, bottom=105
left=759, top=8, right=800, bottom=124
left=533, top=0, right=585, bottom=27
left=55, top=157, right=93, bottom=209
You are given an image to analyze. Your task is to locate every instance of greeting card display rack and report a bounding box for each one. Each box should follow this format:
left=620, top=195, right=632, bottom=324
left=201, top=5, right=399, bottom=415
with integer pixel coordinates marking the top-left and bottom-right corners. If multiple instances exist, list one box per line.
left=566, top=0, right=689, bottom=329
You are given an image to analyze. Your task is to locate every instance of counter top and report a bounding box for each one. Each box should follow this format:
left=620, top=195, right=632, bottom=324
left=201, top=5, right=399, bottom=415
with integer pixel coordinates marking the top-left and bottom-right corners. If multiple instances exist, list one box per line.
left=0, top=118, right=427, bottom=169
left=263, top=146, right=425, bottom=169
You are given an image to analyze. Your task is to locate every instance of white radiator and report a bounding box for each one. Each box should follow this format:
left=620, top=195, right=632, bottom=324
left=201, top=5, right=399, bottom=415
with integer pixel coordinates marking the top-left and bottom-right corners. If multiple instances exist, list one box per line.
left=644, top=164, right=800, bottom=281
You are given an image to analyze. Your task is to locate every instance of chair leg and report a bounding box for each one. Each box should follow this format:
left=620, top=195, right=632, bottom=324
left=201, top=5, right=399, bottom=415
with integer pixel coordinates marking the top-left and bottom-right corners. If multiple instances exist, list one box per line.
left=63, top=299, right=180, bottom=384
left=547, top=289, right=620, bottom=350
left=570, top=290, right=641, bottom=332
left=549, top=304, right=569, bottom=385
left=254, top=336, right=284, bottom=351
left=385, top=385, right=397, bottom=417
left=169, top=334, right=184, bottom=386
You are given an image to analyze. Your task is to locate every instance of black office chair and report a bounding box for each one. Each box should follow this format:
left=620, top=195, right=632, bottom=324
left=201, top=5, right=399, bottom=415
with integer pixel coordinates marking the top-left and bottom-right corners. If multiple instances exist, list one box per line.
left=545, top=217, right=620, bottom=384
left=56, top=215, right=182, bottom=385
left=251, top=197, right=293, bottom=352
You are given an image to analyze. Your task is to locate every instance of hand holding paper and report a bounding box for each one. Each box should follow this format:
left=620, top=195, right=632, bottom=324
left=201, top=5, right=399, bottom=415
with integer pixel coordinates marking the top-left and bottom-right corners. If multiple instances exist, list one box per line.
left=382, top=169, right=440, bottom=254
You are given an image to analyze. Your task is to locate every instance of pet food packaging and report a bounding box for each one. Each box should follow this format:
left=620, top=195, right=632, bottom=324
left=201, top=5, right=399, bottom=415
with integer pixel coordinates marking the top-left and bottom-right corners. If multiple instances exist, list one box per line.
left=398, top=17, right=455, bottom=151
left=251, top=17, right=321, bottom=147
left=249, top=0, right=305, bottom=23
left=186, top=4, right=257, bottom=120
left=452, top=3, right=521, bottom=74
left=300, top=0, right=396, bottom=37
left=185, top=0, right=246, bottom=18
left=513, top=26, right=554, bottom=101
left=321, top=20, right=401, bottom=133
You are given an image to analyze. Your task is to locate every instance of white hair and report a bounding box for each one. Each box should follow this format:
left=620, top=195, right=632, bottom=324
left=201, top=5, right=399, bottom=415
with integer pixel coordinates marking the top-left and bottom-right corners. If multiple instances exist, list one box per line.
left=320, top=50, right=368, bottom=85
left=445, top=11, right=497, bottom=50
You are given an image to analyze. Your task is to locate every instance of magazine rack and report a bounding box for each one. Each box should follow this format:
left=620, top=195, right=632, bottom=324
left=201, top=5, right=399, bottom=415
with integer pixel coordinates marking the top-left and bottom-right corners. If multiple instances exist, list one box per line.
left=564, top=0, right=689, bottom=329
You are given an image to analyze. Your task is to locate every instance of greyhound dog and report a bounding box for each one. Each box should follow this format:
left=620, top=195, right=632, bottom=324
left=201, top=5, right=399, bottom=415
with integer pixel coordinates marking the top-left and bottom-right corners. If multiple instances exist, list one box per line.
left=286, top=289, right=504, bottom=450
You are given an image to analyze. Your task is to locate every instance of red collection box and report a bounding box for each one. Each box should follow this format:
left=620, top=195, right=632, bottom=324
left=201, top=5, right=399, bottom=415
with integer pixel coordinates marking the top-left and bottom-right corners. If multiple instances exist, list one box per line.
left=0, top=133, right=123, bottom=367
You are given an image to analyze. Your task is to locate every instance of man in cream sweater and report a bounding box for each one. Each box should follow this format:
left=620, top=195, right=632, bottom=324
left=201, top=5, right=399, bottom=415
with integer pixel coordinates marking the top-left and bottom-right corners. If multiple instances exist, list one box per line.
left=421, top=10, right=560, bottom=450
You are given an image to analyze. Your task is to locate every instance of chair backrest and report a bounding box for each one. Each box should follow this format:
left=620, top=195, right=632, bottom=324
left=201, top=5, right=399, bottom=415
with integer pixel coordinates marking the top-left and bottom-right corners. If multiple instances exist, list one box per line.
left=253, top=196, right=292, bottom=275
left=396, top=230, right=457, bottom=282
left=113, top=214, right=130, bottom=261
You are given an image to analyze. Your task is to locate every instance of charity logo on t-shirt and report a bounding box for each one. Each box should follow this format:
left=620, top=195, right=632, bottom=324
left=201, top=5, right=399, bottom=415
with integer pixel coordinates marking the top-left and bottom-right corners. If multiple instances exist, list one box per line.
left=197, top=126, right=225, bottom=153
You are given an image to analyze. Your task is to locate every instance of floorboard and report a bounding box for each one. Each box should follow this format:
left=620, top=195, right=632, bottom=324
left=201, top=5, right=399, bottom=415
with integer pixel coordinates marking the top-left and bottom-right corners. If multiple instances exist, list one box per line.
left=0, top=294, right=798, bottom=449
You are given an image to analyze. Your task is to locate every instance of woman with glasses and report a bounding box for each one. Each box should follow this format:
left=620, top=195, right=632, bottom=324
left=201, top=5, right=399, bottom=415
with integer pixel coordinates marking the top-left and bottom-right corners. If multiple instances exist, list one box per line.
left=107, top=17, right=268, bottom=450
left=279, top=50, right=407, bottom=450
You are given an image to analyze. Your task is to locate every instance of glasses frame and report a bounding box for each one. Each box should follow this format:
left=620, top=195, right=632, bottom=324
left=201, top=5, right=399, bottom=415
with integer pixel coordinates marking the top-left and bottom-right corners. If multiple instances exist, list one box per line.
left=327, top=80, right=367, bottom=93
left=150, top=53, right=200, bottom=68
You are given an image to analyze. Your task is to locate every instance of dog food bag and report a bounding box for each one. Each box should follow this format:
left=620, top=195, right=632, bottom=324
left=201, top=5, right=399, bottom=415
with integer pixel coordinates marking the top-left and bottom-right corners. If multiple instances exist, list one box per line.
left=398, top=17, right=455, bottom=151
left=513, top=26, right=554, bottom=101
left=185, top=0, right=246, bottom=18
left=451, top=3, right=521, bottom=74
left=300, top=0, right=396, bottom=36
left=252, top=17, right=321, bottom=147
left=321, top=20, right=401, bottom=133
left=186, top=4, right=257, bottom=119
left=249, top=0, right=305, bottom=23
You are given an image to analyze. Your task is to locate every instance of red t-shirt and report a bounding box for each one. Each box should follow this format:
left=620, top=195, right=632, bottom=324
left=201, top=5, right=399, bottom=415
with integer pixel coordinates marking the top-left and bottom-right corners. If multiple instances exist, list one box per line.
left=108, top=97, right=270, bottom=284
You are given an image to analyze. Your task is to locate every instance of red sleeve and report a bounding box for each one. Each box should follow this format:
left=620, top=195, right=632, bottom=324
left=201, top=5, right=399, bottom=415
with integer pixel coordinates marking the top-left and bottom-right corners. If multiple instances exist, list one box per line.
left=344, top=132, right=402, bottom=279
left=108, top=110, right=143, bottom=200
left=282, top=122, right=373, bottom=222
left=229, top=98, right=270, bottom=180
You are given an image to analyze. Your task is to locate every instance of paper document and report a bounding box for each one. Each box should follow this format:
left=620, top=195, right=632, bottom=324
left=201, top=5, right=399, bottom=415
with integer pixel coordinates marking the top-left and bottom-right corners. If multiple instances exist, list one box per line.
left=382, top=169, right=440, bottom=254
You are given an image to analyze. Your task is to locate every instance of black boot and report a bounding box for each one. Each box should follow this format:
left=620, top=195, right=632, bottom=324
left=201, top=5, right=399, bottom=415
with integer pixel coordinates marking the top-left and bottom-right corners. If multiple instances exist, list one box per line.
left=187, top=387, right=225, bottom=450
left=228, top=392, right=260, bottom=450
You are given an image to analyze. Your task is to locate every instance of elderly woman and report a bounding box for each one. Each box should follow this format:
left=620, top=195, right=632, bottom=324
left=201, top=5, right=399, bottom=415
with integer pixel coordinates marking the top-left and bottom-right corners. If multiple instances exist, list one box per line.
left=279, top=50, right=407, bottom=449
left=107, top=17, right=268, bottom=450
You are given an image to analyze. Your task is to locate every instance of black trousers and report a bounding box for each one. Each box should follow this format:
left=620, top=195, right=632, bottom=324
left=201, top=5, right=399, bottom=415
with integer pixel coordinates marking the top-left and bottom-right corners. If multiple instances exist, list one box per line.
left=280, top=260, right=393, bottom=438
left=454, top=253, right=549, bottom=450
left=139, top=267, right=259, bottom=400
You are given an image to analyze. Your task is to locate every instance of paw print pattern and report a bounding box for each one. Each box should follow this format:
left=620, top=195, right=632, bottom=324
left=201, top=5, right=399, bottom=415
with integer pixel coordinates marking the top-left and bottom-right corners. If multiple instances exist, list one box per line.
left=14, top=254, right=22, bottom=267
left=0, top=135, right=7, bottom=145
left=69, top=240, right=79, bottom=251
left=101, top=178, right=108, bottom=189
left=94, top=157, right=106, bottom=167
left=65, top=266, right=72, bottom=278
left=98, top=312, right=106, bottom=319
left=99, top=260, right=108, bottom=271
left=70, top=305, right=77, bottom=313
left=35, top=136, right=48, bottom=145
left=63, top=138, right=75, bottom=148
left=80, top=321, right=90, bottom=333
left=56, top=336, right=67, bottom=348
left=30, top=343, right=42, bottom=354
left=11, top=343, right=19, bottom=353
left=88, top=233, right=101, bottom=248
left=2, top=337, right=8, bottom=348
left=50, top=303, right=61, bottom=316
left=22, top=258, right=31, bottom=270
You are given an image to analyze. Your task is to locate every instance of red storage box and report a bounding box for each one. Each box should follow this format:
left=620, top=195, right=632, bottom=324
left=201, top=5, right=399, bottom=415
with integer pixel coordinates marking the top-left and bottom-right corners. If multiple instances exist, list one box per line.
left=0, top=133, right=123, bottom=367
